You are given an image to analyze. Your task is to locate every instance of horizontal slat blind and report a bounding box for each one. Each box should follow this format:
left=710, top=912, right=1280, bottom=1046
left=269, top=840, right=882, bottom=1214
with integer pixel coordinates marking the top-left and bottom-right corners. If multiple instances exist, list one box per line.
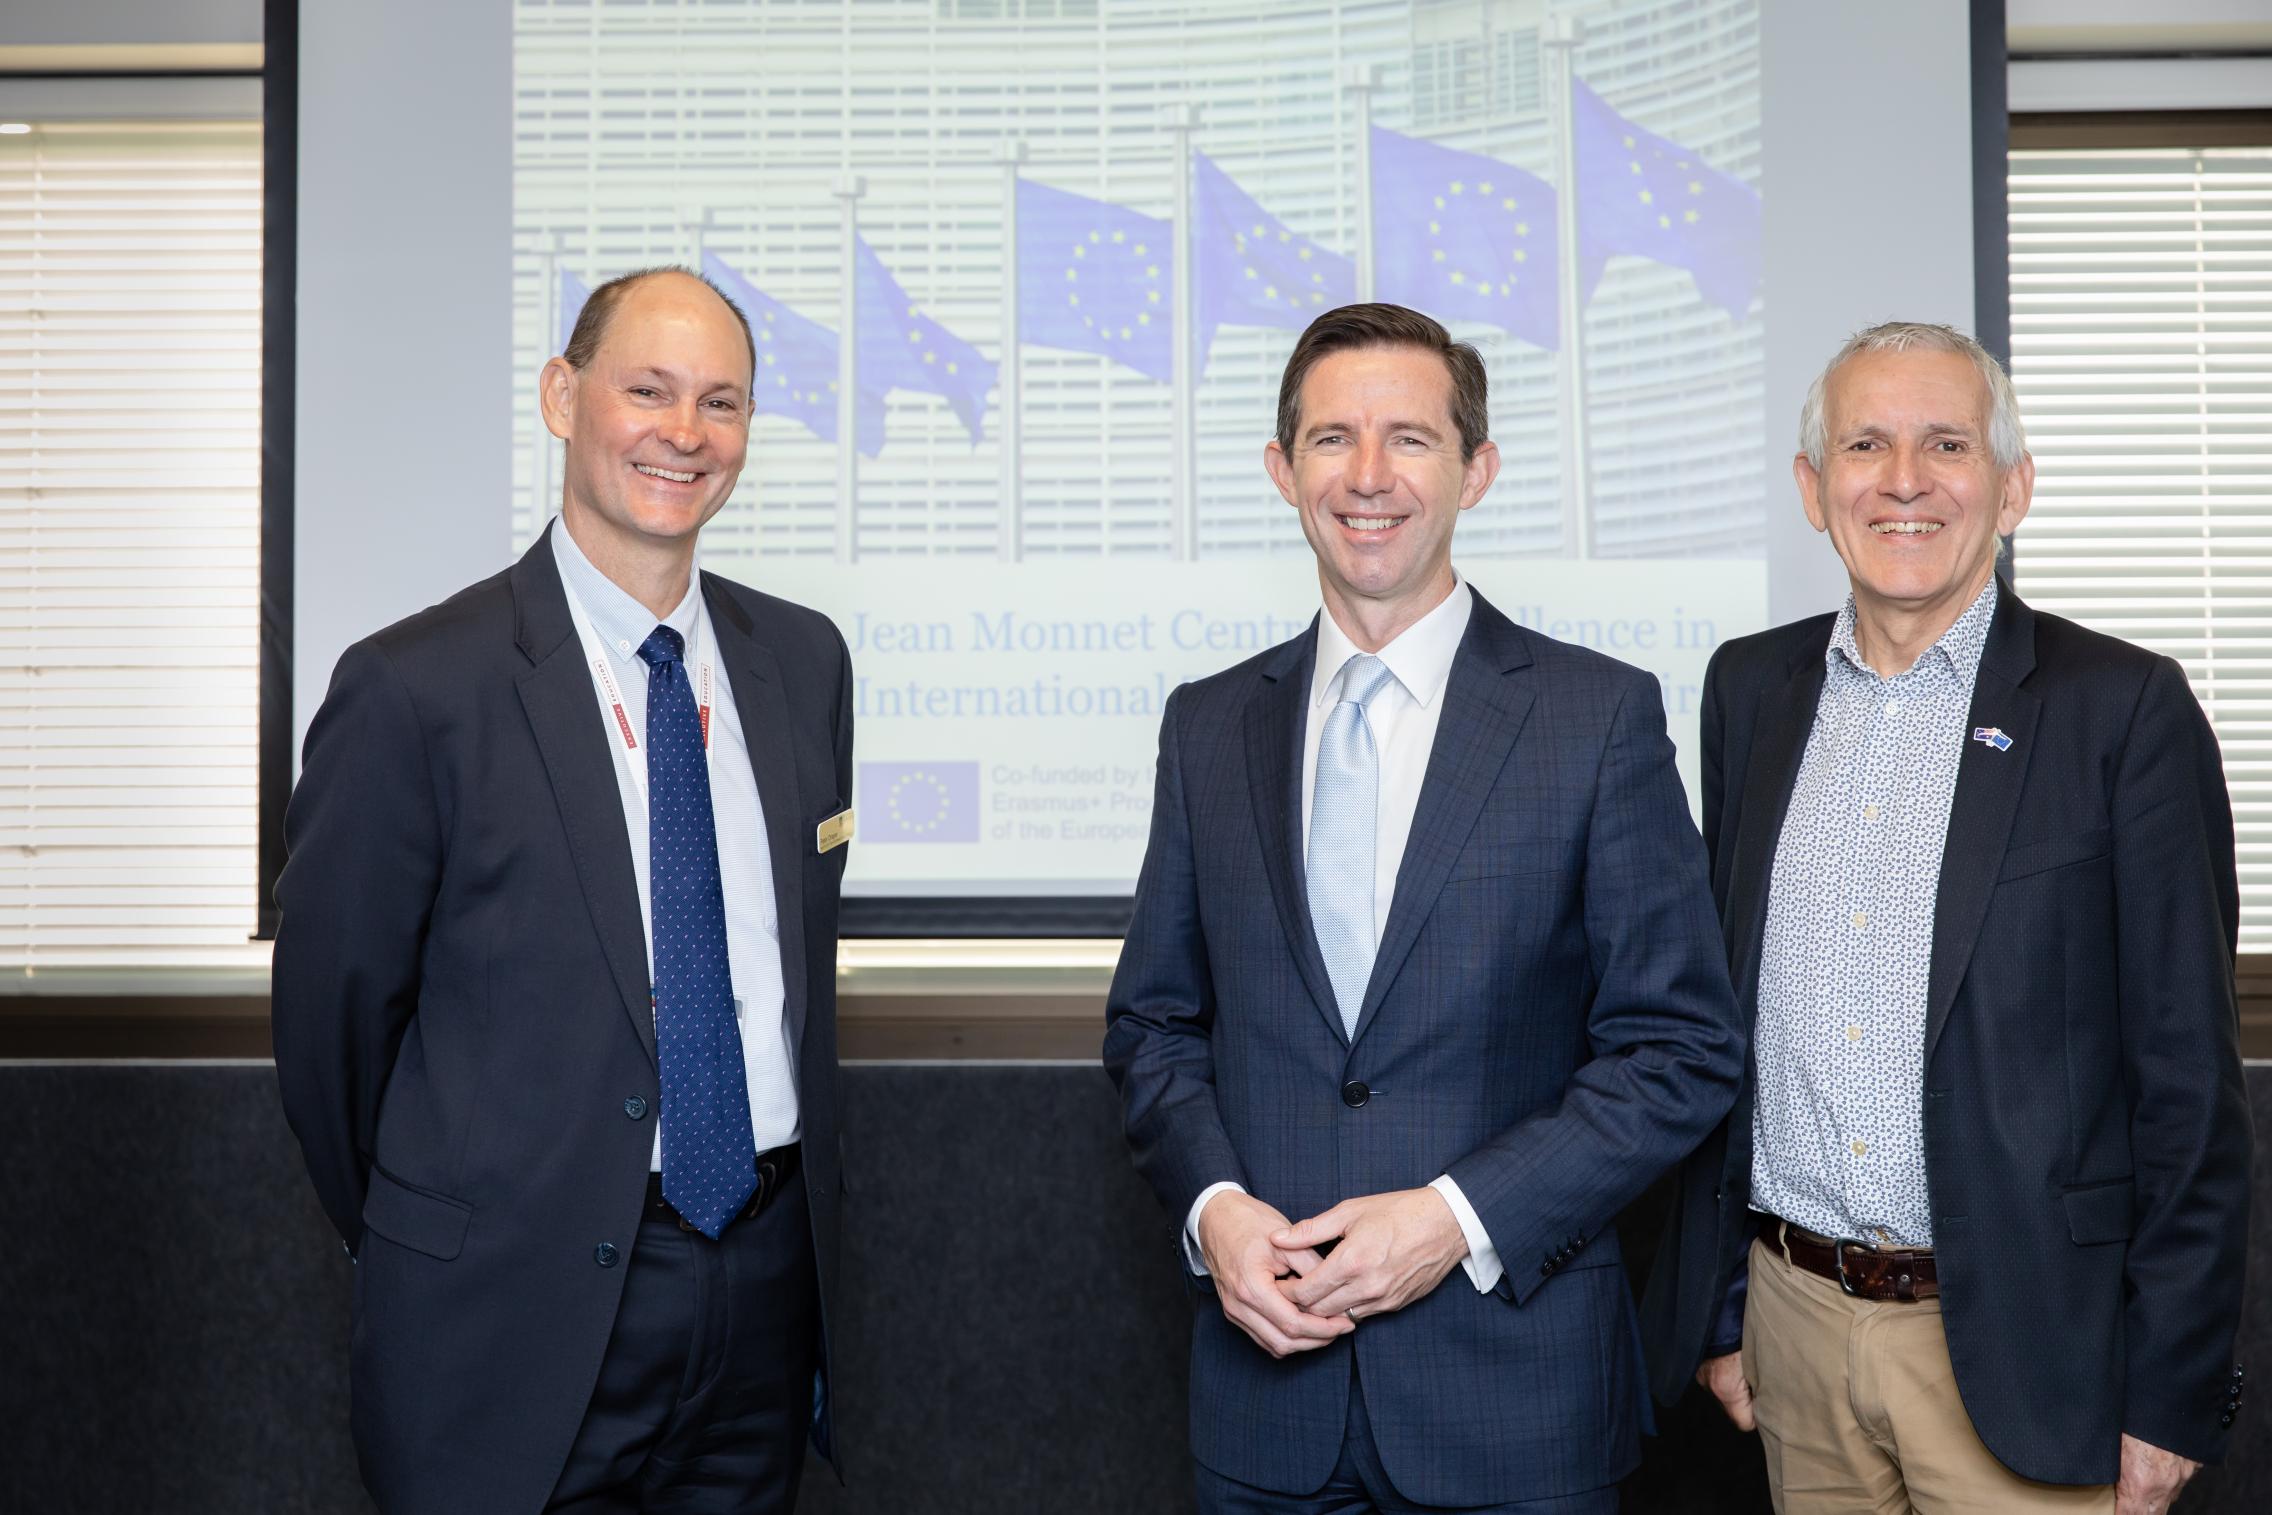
left=0, top=122, right=266, bottom=974
left=2008, top=146, right=2272, bottom=950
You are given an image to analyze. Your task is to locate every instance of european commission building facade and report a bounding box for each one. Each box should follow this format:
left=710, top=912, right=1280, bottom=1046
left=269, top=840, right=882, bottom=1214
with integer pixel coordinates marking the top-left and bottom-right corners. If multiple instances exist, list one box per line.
left=511, top=0, right=1761, bottom=565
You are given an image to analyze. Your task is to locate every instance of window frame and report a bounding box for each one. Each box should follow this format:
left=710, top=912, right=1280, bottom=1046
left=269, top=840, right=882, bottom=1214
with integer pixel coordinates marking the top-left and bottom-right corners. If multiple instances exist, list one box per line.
left=1998, top=103, right=2272, bottom=1049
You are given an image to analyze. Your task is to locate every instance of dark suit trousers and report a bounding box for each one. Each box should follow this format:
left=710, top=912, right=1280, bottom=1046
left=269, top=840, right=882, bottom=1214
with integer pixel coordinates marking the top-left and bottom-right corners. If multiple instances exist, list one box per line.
left=1192, top=1358, right=1620, bottom=1515
left=547, top=1166, right=819, bottom=1514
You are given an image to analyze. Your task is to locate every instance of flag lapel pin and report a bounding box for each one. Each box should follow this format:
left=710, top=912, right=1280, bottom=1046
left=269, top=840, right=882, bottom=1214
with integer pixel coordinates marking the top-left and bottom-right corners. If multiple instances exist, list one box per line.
left=1971, top=726, right=2013, bottom=752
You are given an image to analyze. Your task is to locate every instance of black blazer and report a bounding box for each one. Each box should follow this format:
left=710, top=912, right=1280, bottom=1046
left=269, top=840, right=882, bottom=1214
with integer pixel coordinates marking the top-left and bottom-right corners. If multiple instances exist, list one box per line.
left=273, top=527, right=853, bottom=1513
left=1639, top=584, right=2251, bottom=1484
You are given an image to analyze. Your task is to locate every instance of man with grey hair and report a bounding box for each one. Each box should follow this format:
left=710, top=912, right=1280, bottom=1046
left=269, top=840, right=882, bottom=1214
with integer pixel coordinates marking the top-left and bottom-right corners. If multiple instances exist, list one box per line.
left=1641, top=321, right=2249, bottom=1513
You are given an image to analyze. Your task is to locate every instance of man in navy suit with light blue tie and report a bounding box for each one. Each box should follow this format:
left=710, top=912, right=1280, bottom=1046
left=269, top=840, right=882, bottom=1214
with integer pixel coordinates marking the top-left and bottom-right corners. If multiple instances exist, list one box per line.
left=1104, top=303, right=1746, bottom=1513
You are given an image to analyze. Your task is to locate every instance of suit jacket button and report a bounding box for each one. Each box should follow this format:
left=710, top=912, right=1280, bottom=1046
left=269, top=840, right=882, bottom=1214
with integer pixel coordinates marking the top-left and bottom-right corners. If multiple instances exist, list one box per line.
left=594, top=1242, right=620, bottom=1268
left=623, top=1095, right=649, bottom=1120
left=1341, top=1080, right=1369, bottom=1109
left=2221, top=1413, right=2234, bottom=1427
left=1539, top=1261, right=1553, bottom=1277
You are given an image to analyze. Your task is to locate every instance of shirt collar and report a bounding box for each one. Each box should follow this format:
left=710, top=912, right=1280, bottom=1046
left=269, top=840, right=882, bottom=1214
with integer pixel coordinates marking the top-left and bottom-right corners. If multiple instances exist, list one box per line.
left=549, top=514, right=703, bottom=662
left=1310, top=577, right=1473, bottom=710
left=1827, top=574, right=1998, bottom=683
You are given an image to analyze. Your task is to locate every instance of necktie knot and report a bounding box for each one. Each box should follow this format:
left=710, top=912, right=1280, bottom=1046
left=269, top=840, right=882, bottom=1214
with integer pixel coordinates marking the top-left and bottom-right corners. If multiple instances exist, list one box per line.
left=1337, top=654, right=1398, bottom=711
left=636, top=625, right=686, bottom=670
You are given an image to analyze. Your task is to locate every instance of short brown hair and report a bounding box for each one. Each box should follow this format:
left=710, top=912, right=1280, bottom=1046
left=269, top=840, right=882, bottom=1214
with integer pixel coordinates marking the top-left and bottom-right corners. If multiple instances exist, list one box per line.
left=562, top=265, right=756, bottom=386
left=1275, top=303, right=1489, bottom=461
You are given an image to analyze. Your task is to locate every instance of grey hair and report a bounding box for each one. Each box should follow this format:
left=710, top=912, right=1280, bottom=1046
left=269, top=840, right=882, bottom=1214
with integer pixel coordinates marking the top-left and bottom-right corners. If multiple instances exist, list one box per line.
left=1798, top=321, right=2027, bottom=471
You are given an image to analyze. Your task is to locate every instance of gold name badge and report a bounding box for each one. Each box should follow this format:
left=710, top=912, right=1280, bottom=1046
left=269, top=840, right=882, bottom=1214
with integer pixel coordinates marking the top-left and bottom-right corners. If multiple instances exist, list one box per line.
left=816, top=809, right=855, bottom=854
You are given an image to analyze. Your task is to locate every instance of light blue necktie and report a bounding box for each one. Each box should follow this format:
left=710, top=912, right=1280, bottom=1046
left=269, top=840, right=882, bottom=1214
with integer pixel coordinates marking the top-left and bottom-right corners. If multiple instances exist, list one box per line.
left=638, top=625, right=758, bottom=1240
left=1307, top=653, right=1399, bottom=1038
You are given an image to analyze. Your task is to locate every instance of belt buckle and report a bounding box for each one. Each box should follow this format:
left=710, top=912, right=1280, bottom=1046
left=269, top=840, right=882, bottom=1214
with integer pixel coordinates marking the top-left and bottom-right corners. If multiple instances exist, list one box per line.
left=1831, top=1236, right=1872, bottom=1297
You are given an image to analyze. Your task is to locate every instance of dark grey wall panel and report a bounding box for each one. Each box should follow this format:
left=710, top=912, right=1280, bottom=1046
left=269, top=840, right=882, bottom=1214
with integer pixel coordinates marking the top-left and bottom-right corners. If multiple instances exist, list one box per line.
left=0, top=1064, right=2262, bottom=1512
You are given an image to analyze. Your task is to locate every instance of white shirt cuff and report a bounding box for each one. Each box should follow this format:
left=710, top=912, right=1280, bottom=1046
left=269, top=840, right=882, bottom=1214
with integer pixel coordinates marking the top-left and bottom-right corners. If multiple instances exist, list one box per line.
left=1184, top=1181, right=1246, bottom=1274
left=1430, top=1175, right=1502, bottom=1293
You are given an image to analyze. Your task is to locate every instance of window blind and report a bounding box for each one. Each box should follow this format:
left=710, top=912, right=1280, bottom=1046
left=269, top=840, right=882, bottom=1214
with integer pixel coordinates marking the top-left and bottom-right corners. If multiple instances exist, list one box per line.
left=0, top=121, right=266, bottom=976
left=2007, top=146, right=2272, bottom=950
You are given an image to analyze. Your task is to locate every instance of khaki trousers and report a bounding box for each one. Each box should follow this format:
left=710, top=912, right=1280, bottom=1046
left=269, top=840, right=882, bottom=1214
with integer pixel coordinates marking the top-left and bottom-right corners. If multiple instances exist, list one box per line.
left=1741, top=1235, right=2113, bottom=1515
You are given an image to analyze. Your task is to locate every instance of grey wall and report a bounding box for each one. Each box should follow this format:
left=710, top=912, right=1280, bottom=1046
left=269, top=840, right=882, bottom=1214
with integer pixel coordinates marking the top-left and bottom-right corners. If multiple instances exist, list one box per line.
left=2, top=1062, right=2265, bottom=1513
left=0, top=0, right=259, bottom=48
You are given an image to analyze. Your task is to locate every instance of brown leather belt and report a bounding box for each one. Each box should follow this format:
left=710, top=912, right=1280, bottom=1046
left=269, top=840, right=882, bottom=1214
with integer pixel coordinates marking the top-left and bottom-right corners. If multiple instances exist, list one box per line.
left=1773, top=1218, right=1939, bottom=1302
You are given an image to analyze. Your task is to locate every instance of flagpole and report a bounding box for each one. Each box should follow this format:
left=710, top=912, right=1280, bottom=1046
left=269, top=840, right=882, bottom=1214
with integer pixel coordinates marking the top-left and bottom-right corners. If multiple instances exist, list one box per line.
left=530, top=231, right=560, bottom=545
left=683, top=202, right=710, bottom=268
left=999, top=142, right=1026, bottom=562
left=1343, top=64, right=1378, bottom=302
left=1545, top=12, right=1591, bottom=560
left=834, top=175, right=865, bottom=564
left=1164, top=103, right=1199, bottom=562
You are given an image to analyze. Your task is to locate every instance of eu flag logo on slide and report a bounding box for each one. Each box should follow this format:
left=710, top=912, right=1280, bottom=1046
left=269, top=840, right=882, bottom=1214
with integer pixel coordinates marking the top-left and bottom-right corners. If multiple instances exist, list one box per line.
left=859, top=762, right=981, bottom=843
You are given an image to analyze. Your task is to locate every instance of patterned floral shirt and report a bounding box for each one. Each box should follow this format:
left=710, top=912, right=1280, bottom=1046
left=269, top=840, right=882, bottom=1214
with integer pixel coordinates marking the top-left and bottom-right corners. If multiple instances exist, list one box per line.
left=1749, top=577, right=1998, bottom=1247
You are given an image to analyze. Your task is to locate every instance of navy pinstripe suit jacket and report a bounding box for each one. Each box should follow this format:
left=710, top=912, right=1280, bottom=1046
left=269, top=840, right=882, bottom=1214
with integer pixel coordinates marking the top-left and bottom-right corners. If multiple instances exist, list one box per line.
left=1104, top=590, right=1745, bottom=1506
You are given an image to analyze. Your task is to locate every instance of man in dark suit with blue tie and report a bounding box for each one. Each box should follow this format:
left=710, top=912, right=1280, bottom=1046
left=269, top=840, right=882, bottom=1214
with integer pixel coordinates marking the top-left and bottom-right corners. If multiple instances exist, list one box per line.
left=274, top=268, right=853, bottom=1513
left=1103, top=303, right=1746, bottom=1513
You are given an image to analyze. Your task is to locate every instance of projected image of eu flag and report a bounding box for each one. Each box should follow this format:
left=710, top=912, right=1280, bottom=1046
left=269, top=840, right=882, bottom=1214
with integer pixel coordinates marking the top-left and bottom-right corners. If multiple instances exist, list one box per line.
left=855, top=238, right=997, bottom=445
left=1016, top=179, right=1173, bottom=382
left=1572, top=79, right=1761, bottom=319
left=702, top=251, right=888, bottom=456
left=858, top=761, right=981, bottom=844
left=558, top=267, right=590, bottom=355
left=1371, top=127, right=1558, bottom=349
left=1193, top=151, right=1355, bottom=342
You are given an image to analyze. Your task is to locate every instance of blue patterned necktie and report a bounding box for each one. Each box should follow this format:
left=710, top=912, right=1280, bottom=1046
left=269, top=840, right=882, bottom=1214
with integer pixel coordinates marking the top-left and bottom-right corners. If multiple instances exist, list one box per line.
left=637, top=625, right=757, bottom=1239
left=1307, top=653, right=1399, bottom=1038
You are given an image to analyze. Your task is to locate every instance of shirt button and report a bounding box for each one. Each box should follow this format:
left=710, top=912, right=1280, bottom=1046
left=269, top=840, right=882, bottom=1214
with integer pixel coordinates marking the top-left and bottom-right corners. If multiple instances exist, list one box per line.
left=1851, top=1140, right=1868, bottom=1157
left=1862, top=803, right=1882, bottom=822
left=1851, top=910, right=1869, bottom=930
left=1885, top=699, right=1903, bottom=715
left=617, top=638, right=631, bottom=653
left=1846, top=1025, right=1863, bottom=1042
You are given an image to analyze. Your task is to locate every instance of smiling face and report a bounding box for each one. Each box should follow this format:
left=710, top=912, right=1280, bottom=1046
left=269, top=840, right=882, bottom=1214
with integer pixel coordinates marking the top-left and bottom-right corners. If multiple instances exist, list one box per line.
left=540, top=271, right=753, bottom=560
left=1797, top=346, right=2032, bottom=640
left=1264, top=344, right=1499, bottom=645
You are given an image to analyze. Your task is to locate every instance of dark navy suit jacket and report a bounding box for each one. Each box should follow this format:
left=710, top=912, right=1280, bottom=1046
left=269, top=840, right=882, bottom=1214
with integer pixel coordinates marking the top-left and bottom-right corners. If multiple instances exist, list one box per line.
left=1640, top=586, right=2251, bottom=1484
left=273, top=528, right=852, bottom=1513
left=1104, top=590, right=1745, bottom=1507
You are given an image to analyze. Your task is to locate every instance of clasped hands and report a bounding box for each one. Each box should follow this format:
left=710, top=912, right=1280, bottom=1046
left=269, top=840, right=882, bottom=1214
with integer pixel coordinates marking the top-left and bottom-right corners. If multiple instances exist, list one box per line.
left=1196, top=1187, right=1470, bottom=1359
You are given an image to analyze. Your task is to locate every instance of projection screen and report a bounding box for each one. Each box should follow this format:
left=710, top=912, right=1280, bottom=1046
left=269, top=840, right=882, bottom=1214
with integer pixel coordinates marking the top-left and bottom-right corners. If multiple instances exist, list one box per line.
left=297, top=0, right=1981, bottom=920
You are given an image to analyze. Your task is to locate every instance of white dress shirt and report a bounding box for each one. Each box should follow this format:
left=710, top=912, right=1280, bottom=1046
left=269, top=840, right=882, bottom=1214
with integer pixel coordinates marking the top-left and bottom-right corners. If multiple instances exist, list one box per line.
left=1185, top=578, right=1506, bottom=1293
left=550, top=518, right=799, bottom=1170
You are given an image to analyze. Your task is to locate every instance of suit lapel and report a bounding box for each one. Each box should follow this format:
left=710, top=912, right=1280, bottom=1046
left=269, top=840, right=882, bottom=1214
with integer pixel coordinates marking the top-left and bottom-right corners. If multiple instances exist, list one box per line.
left=1350, top=593, right=1534, bottom=1049
left=512, top=527, right=658, bottom=1067
left=1925, top=588, right=2040, bottom=1061
left=1243, top=621, right=1346, bottom=1045
left=1725, top=644, right=1827, bottom=1006
left=704, top=575, right=811, bottom=1063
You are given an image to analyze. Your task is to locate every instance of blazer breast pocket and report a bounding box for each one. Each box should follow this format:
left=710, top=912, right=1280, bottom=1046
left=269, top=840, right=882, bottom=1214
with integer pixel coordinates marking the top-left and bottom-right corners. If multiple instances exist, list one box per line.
left=1995, top=827, right=2110, bottom=884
